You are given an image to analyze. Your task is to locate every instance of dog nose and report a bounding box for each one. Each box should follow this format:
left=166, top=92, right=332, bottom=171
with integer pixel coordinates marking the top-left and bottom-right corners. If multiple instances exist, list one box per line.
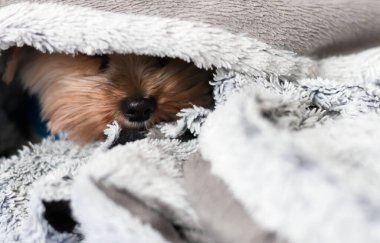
left=121, top=97, right=156, bottom=122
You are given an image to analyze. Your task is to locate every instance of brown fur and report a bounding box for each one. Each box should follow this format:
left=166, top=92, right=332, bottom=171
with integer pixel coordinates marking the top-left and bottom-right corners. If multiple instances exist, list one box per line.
left=15, top=49, right=212, bottom=143
left=2, top=47, right=23, bottom=83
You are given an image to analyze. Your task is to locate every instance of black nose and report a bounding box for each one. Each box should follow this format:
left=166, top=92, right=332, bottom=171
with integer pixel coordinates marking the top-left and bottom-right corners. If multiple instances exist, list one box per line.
left=121, top=97, right=156, bottom=122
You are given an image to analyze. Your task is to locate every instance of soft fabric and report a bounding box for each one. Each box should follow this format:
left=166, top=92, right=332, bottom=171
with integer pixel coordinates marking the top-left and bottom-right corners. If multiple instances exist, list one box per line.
left=2, top=0, right=380, bottom=55
left=189, top=72, right=380, bottom=243
left=1, top=1, right=380, bottom=243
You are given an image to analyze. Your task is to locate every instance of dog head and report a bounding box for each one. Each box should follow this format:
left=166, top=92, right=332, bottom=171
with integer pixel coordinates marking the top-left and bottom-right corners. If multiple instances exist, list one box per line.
left=3, top=48, right=213, bottom=143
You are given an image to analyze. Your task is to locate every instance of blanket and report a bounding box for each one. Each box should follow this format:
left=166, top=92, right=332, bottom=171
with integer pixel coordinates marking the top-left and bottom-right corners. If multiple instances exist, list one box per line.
left=1, top=1, right=380, bottom=243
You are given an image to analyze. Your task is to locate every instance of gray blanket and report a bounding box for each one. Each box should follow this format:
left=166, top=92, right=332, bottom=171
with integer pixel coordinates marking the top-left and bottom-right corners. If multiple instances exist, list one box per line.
left=3, top=0, right=380, bottom=55
left=1, top=1, right=380, bottom=243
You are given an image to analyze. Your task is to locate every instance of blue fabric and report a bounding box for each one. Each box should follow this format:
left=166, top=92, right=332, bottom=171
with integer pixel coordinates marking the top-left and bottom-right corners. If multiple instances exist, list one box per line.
left=27, top=95, right=50, bottom=138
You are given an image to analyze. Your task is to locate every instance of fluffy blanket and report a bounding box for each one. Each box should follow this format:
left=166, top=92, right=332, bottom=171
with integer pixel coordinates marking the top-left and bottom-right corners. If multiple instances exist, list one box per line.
left=1, top=1, right=380, bottom=243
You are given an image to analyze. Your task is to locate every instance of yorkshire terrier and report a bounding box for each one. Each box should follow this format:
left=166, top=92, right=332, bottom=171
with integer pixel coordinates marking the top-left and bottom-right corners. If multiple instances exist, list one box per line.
left=1, top=47, right=213, bottom=143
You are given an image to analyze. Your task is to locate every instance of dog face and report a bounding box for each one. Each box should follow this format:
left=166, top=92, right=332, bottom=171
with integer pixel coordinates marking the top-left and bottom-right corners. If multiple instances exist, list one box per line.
left=4, top=48, right=213, bottom=143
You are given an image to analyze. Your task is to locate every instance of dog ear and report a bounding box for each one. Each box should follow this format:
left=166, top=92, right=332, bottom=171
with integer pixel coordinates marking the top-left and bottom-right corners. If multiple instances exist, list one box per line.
left=98, top=55, right=110, bottom=72
left=1, top=47, right=22, bottom=84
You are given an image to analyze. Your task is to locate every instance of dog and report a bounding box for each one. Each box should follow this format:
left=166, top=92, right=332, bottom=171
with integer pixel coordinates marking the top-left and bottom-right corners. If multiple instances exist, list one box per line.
left=1, top=47, right=213, bottom=143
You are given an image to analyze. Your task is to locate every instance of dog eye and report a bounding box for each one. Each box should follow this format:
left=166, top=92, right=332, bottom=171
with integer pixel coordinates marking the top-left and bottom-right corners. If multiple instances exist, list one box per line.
left=157, top=57, right=170, bottom=67
left=98, top=55, right=110, bottom=71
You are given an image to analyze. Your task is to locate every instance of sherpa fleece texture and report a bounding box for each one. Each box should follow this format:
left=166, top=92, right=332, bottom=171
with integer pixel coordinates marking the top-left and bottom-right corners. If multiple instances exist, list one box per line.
left=1, top=1, right=380, bottom=243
